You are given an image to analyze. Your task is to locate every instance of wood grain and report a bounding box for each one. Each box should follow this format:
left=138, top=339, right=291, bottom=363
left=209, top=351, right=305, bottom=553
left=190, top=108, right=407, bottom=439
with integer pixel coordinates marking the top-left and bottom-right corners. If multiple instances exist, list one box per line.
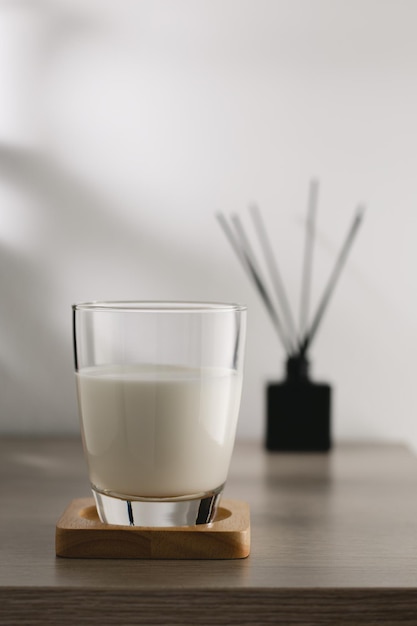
left=55, top=498, right=250, bottom=559
left=2, top=438, right=417, bottom=624
left=1, top=588, right=417, bottom=626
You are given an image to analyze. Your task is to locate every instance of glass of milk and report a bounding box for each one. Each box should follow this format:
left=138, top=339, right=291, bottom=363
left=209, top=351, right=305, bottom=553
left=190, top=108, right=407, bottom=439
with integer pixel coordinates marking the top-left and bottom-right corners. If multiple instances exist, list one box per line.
left=72, top=301, right=246, bottom=527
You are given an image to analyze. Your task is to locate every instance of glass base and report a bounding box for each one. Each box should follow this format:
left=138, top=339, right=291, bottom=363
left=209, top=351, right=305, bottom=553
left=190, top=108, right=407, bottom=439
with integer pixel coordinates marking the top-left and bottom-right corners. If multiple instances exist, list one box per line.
left=92, top=485, right=224, bottom=527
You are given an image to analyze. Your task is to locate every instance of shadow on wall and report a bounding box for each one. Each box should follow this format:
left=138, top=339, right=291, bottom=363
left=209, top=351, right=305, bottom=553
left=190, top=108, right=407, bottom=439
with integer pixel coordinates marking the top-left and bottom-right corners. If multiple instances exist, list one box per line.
left=0, top=144, right=143, bottom=432
left=0, top=145, right=227, bottom=433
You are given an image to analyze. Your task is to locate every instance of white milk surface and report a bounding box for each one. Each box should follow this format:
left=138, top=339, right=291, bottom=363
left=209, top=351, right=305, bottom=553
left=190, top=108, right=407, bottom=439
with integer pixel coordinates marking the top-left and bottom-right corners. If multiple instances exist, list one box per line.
left=76, top=364, right=242, bottom=497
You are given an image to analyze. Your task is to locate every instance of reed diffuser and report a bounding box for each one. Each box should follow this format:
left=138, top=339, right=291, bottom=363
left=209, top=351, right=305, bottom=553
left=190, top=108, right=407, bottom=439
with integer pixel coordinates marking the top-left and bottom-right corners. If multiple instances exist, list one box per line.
left=217, top=181, right=364, bottom=452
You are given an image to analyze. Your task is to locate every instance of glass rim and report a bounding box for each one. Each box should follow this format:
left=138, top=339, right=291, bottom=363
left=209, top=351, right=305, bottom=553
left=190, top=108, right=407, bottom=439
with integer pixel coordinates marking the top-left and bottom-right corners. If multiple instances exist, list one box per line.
left=72, top=301, right=247, bottom=313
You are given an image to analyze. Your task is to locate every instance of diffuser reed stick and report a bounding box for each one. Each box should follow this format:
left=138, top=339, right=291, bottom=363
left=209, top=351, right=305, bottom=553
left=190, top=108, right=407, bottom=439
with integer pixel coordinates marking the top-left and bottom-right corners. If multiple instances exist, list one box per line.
left=299, top=205, right=365, bottom=356
left=216, top=213, right=292, bottom=353
left=217, top=181, right=365, bottom=362
left=299, top=179, right=319, bottom=345
left=249, top=203, right=297, bottom=354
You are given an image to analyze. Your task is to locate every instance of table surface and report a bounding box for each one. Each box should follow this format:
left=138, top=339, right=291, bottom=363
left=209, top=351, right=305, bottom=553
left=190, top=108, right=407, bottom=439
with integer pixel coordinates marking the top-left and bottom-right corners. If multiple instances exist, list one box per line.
left=1, top=438, right=417, bottom=625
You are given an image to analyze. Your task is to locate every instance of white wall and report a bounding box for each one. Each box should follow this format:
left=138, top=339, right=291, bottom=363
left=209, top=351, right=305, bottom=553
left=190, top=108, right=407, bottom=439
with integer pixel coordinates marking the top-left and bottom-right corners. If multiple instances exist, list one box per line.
left=1, top=0, right=416, bottom=446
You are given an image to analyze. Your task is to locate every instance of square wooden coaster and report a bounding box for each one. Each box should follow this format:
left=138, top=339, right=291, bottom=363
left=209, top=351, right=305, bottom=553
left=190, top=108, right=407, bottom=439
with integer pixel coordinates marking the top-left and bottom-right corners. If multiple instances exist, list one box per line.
left=56, top=498, right=250, bottom=559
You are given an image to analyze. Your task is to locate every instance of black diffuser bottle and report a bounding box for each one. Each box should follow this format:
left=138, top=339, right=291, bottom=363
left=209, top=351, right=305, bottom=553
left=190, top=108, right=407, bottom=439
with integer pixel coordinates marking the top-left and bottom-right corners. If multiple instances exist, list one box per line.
left=217, top=180, right=364, bottom=455
left=266, top=355, right=331, bottom=452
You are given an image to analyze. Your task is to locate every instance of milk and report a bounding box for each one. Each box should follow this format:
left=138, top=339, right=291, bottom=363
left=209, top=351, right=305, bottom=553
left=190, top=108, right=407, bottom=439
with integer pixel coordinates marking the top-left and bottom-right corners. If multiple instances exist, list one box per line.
left=76, top=364, right=242, bottom=498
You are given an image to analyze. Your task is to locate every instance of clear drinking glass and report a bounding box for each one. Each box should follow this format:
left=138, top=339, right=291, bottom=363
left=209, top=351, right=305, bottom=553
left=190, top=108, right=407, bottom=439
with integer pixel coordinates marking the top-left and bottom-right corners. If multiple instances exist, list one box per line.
left=72, top=301, right=246, bottom=527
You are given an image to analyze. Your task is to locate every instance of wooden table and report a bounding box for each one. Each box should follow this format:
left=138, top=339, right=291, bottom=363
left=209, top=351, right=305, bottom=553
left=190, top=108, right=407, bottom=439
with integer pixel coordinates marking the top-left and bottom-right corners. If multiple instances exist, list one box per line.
left=1, top=438, right=417, bottom=625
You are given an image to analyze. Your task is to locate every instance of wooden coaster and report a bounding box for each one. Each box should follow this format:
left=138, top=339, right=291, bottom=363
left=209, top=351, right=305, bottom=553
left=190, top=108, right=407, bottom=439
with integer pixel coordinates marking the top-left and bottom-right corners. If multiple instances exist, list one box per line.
left=56, top=498, right=250, bottom=559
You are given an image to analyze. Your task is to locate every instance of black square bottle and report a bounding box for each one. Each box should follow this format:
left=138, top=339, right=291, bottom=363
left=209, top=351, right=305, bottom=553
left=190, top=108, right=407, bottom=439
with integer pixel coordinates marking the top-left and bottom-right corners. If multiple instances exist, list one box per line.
left=266, top=356, right=331, bottom=451
left=217, top=182, right=363, bottom=454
